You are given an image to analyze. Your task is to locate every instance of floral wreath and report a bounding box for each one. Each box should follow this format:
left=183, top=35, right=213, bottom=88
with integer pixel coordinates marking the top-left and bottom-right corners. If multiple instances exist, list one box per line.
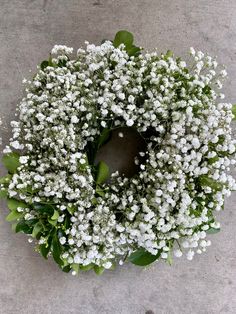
left=1, top=31, right=236, bottom=275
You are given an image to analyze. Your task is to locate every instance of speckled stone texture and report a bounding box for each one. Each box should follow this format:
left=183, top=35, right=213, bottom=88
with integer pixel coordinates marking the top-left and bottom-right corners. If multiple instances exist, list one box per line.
left=0, top=1, right=236, bottom=313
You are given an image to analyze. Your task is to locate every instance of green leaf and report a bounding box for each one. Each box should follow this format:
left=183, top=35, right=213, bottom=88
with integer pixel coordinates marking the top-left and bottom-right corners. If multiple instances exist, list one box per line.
left=64, top=215, right=70, bottom=229
left=127, top=45, right=141, bottom=57
left=97, top=128, right=111, bottom=148
left=52, top=233, right=63, bottom=266
left=62, top=265, right=71, bottom=273
left=206, top=227, right=221, bottom=234
left=0, top=174, right=12, bottom=184
left=32, top=203, right=54, bottom=215
left=128, top=248, right=161, bottom=266
left=165, top=50, right=173, bottom=58
left=80, top=263, right=94, bottom=271
left=7, top=198, right=28, bottom=211
left=15, top=221, right=32, bottom=234
left=6, top=210, right=23, bottom=222
left=199, top=176, right=222, bottom=191
left=2, top=152, right=20, bottom=174
left=91, top=197, right=98, bottom=205
left=39, top=236, right=52, bottom=259
left=51, top=210, right=59, bottom=220
left=113, top=30, right=134, bottom=49
left=95, top=187, right=105, bottom=197
left=72, top=263, right=80, bottom=274
left=232, top=104, right=236, bottom=120
left=32, top=222, right=43, bottom=238
left=167, top=250, right=173, bottom=266
left=0, top=189, right=8, bottom=199
left=96, top=161, right=109, bottom=184
left=94, top=265, right=105, bottom=275
left=40, top=60, right=49, bottom=70
left=48, top=218, right=57, bottom=226
left=67, top=205, right=76, bottom=215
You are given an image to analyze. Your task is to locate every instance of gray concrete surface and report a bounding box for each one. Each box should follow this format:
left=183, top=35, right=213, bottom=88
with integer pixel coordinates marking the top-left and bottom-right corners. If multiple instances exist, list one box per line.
left=0, top=1, right=236, bottom=313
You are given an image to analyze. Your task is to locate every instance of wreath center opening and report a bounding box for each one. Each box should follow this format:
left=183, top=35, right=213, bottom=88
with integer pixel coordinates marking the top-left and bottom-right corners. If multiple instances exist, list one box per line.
left=95, top=127, right=147, bottom=179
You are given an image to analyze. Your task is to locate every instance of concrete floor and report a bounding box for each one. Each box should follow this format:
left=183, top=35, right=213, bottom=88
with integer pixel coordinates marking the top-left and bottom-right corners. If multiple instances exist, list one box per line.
left=0, top=0, right=236, bottom=313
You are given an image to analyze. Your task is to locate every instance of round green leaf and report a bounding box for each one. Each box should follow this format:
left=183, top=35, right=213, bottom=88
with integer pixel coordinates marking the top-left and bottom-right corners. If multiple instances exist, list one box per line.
left=128, top=248, right=161, bottom=266
left=113, top=30, right=134, bottom=48
left=40, top=60, right=49, bottom=70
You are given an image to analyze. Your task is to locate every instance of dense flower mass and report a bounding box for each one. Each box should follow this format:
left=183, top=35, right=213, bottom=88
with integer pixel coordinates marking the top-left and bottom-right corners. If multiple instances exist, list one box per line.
left=1, top=35, right=236, bottom=274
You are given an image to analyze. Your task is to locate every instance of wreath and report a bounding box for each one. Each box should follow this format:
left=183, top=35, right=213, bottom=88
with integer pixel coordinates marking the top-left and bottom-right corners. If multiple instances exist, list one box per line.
left=1, top=31, right=236, bottom=275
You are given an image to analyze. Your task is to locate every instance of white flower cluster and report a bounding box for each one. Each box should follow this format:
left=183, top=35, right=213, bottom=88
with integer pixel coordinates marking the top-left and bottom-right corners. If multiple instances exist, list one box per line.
left=4, top=42, right=236, bottom=269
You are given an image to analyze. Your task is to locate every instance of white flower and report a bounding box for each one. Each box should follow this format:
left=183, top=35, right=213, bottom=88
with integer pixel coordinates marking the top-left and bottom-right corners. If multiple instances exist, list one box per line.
left=174, top=249, right=183, bottom=257
left=71, top=116, right=79, bottom=124
left=126, top=119, right=134, bottom=127
left=59, top=237, right=66, bottom=245
left=186, top=250, right=195, bottom=261
left=19, top=156, right=29, bottom=164
left=103, top=261, right=112, bottom=269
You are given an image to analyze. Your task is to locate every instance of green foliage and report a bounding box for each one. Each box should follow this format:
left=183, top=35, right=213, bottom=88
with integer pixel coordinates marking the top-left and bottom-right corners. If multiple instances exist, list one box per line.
left=80, top=263, right=94, bottom=271
left=62, top=265, right=71, bottom=273
left=39, top=236, right=52, bottom=259
left=94, top=265, right=105, bottom=275
left=113, top=30, right=134, bottom=48
left=51, top=210, right=59, bottom=220
left=232, top=104, right=236, bottom=120
left=15, top=220, right=32, bottom=234
left=198, top=175, right=223, bottom=191
left=40, top=60, right=49, bottom=70
left=52, top=232, right=63, bottom=266
left=32, top=202, right=54, bottom=215
left=128, top=248, right=161, bottom=266
left=32, top=222, right=43, bottom=238
left=6, top=210, right=23, bottom=222
left=95, top=187, right=105, bottom=197
left=97, top=128, right=111, bottom=148
left=96, top=161, right=109, bottom=184
left=167, top=250, right=173, bottom=266
left=0, top=174, right=12, bottom=185
left=113, top=30, right=141, bottom=57
left=40, top=55, right=54, bottom=70
left=67, top=205, right=76, bottom=215
left=0, top=189, right=8, bottom=199
left=206, top=227, right=221, bottom=234
left=7, top=198, right=28, bottom=211
left=165, top=50, right=173, bottom=59
left=2, top=152, right=20, bottom=174
left=72, top=263, right=80, bottom=275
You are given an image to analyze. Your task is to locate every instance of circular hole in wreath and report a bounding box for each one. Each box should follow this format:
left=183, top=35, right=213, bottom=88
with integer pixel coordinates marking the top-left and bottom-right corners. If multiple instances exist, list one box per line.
left=95, top=127, right=147, bottom=180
